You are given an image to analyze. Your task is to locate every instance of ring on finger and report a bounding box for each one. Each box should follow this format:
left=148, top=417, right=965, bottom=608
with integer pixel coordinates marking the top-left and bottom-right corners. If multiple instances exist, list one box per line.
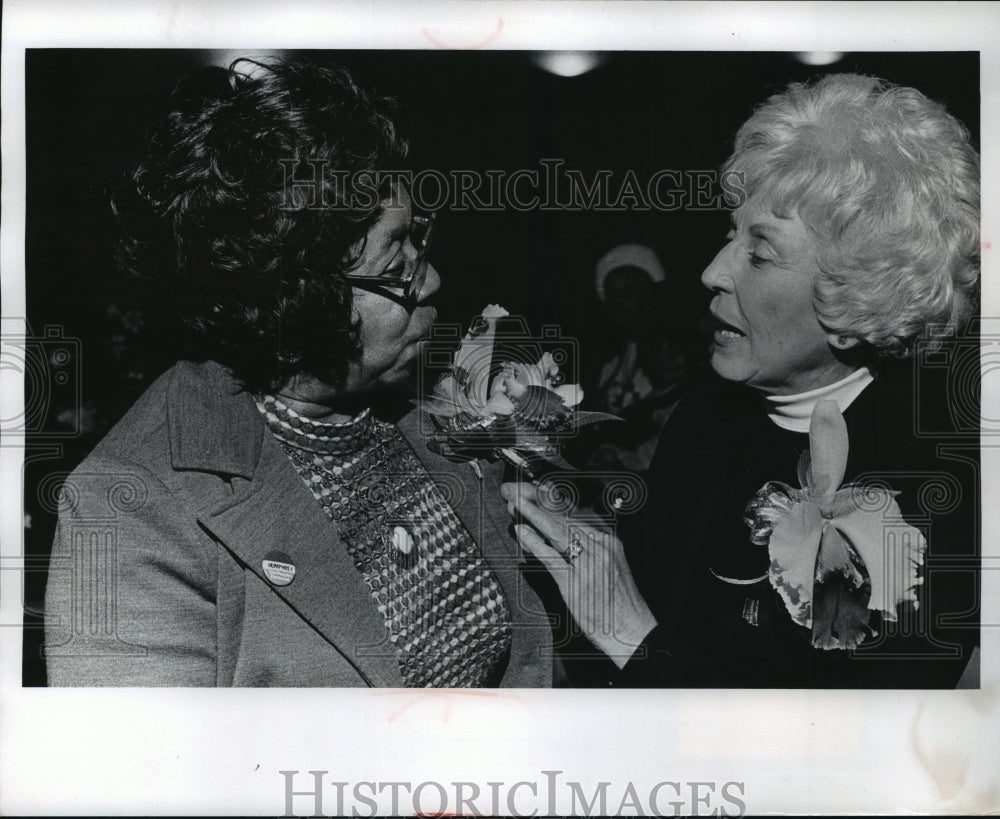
left=564, top=532, right=583, bottom=561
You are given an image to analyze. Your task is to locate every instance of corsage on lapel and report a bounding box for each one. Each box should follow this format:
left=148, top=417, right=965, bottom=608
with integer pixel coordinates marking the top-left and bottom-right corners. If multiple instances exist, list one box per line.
left=744, top=399, right=927, bottom=650
left=420, top=305, right=618, bottom=480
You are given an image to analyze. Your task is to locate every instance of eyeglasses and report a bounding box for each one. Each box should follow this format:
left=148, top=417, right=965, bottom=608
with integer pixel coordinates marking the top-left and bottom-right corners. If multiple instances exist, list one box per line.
left=343, top=211, right=436, bottom=307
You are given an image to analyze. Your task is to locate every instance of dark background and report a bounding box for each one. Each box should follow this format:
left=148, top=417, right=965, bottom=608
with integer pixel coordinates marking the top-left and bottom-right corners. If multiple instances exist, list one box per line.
left=21, top=49, right=979, bottom=685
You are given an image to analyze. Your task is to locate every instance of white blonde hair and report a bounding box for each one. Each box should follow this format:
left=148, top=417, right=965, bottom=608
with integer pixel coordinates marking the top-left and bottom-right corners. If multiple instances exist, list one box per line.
left=724, top=73, right=980, bottom=356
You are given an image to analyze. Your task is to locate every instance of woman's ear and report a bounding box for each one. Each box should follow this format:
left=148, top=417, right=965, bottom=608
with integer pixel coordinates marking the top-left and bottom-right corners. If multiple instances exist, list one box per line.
left=827, top=332, right=860, bottom=350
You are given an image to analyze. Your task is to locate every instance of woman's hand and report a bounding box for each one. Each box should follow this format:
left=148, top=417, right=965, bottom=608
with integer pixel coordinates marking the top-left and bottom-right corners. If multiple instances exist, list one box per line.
left=500, top=481, right=657, bottom=669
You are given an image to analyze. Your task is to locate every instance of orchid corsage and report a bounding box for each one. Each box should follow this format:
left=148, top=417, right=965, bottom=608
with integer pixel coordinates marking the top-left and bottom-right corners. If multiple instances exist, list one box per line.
left=420, top=304, right=618, bottom=479
left=743, top=399, right=927, bottom=650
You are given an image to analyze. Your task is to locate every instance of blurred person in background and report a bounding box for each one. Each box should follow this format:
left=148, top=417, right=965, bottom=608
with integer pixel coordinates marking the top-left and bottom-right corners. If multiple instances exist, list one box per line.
left=587, top=243, right=699, bottom=475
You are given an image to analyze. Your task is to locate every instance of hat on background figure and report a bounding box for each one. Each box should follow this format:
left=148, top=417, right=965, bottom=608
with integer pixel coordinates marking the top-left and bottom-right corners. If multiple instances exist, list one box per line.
left=594, top=243, right=665, bottom=300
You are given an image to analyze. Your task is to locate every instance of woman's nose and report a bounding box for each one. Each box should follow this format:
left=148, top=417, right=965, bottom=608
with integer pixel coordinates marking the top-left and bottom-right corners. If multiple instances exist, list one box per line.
left=417, top=262, right=441, bottom=303
left=700, top=245, right=736, bottom=293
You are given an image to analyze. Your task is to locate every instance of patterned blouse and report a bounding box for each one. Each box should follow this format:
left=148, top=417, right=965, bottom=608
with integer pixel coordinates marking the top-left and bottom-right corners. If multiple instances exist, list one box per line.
left=256, top=394, right=512, bottom=687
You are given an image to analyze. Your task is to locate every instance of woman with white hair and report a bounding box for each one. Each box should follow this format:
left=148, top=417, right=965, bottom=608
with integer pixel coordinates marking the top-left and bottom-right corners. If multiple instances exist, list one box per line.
left=505, top=74, right=980, bottom=687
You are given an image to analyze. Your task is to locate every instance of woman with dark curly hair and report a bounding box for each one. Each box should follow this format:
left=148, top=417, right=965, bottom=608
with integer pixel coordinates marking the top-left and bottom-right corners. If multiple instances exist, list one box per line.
left=43, top=59, right=552, bottom=687
left=505, top=73, right=980, bottom=688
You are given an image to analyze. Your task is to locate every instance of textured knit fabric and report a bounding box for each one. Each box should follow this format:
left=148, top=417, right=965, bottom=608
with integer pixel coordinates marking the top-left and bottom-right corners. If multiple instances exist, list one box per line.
left=257, top=394, right=513, bottom=688
left=44, top=361, right=553, bottom=688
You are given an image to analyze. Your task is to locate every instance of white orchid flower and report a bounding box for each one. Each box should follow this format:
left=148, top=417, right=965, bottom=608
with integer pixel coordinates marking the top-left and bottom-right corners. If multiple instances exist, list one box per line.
left=424, top=308, right=584, bottom=427
left=493, top=353, right=584, bottom=409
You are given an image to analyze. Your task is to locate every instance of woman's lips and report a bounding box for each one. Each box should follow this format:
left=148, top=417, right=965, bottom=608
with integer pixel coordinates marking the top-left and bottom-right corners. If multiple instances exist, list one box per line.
left=709, top=310, right=746, bottom=344
left=713, top=327, right=744, bottom=345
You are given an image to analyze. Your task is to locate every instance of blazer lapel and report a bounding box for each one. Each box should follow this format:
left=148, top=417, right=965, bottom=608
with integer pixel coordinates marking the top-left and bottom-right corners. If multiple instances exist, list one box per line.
left=196, top=435, right=405, bottom=687
left=166, top=361, right=403, bottom=687
left=167, top=362, right=543, bottom=687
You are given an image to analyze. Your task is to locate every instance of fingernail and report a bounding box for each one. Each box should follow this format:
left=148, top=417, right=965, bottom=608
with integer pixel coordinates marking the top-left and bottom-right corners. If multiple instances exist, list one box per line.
left=500, top=483, right=515, bottom=500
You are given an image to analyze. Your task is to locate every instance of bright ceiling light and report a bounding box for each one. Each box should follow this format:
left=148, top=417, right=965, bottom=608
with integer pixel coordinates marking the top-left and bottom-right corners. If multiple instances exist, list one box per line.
left=794, top=51, right=845, bottom=66
left=534, top=52, right=604, bottom=78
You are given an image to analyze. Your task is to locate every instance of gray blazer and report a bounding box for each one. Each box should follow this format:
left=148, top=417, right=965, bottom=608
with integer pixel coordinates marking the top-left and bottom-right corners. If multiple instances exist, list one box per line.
left=44, top=361, right=553, bottom=686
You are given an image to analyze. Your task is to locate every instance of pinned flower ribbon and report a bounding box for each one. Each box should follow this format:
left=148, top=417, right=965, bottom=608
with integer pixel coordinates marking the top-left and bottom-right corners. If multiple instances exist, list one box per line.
left=744, top=399, right=927, bottom=650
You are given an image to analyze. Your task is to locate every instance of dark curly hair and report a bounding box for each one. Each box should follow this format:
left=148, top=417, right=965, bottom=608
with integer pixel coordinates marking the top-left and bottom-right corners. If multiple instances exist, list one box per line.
left=113, top=58, right=409, bottom=393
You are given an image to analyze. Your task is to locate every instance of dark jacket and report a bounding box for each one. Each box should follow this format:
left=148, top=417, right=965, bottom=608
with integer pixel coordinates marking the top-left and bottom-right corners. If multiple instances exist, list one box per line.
left=618, top=360, right=979, bottom=688
left=44, top=361, right=553, bottom=686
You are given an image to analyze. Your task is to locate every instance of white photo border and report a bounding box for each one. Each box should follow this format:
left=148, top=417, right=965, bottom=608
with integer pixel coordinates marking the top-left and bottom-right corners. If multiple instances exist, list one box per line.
left=2, top=1, right=998, bottom=815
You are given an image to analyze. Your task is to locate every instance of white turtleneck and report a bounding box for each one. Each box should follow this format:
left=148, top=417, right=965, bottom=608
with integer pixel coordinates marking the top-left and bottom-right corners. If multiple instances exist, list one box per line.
left=765, top=367, right=874, bottom=433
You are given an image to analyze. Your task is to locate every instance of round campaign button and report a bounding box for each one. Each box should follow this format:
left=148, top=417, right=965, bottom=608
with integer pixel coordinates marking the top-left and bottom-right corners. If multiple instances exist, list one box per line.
left=261, top=550, right=296, bottom=586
